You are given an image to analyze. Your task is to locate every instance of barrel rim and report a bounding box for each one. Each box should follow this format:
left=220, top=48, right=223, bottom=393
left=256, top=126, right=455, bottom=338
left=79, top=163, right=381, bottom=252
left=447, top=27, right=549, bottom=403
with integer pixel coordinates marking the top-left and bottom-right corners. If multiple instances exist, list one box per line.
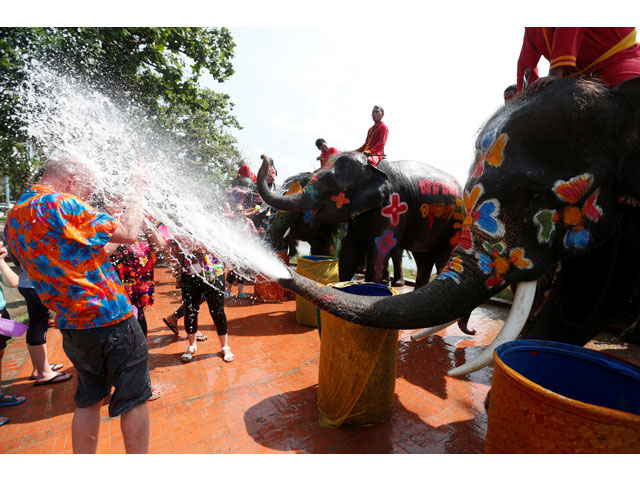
left=492, top=347, right=640, bottom=424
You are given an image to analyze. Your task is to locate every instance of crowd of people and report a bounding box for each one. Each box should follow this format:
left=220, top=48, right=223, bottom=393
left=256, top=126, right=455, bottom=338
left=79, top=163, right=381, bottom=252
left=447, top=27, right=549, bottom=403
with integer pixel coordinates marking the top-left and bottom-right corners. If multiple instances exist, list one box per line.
left=1, top=26, right=639, bottom=452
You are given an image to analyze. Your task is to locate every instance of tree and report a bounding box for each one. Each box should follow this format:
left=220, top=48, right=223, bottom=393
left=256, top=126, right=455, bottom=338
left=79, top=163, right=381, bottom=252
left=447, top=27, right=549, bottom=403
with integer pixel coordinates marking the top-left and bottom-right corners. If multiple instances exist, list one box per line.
left=0, top=27, right=244, bottom=197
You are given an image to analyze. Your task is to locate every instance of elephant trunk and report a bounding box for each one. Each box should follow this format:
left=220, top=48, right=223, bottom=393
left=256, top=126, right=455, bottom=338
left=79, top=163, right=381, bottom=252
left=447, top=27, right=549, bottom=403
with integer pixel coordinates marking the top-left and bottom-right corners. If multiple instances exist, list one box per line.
left=258, top=155, right=320, bottom=211
left=279, top=252, right=538, bottom=376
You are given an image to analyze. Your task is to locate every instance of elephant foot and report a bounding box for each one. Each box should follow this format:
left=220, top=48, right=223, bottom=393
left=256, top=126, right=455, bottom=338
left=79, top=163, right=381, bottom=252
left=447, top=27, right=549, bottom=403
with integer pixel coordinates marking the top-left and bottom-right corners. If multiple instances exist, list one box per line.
left=391, top=278, right=405, bottom=287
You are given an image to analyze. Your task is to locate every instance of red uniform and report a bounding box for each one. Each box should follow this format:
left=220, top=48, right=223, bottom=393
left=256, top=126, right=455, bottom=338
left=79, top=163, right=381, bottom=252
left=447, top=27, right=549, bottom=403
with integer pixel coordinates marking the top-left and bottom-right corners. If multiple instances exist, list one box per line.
left=319, top=146, right=339, bottom=169
left=356, top=121, right=388, bottom=167
left=517, top=27, right=640, bottom=91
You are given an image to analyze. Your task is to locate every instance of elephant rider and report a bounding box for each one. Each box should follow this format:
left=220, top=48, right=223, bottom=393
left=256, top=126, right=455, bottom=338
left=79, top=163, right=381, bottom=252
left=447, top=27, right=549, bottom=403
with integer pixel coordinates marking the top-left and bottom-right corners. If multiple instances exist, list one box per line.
left=516, top=27, right=640, bottom=94
left=516, top=27, right=640, bottom=208
left=355, top=105, right=388, bottom=167
left=315, top=138, right=339, bottom=169
left=503, top=84, right=517, bottom=104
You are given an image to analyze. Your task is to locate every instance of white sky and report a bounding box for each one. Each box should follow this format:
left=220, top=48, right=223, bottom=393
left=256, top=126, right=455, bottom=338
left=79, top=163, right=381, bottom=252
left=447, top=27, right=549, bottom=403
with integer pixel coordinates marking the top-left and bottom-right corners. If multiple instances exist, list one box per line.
left=205, top=25, right=530, bottom=185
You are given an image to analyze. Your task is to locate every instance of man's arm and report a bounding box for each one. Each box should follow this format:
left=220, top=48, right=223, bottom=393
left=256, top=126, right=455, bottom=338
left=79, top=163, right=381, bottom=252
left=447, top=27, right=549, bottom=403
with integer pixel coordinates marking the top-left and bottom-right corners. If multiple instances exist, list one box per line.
left=109, top=172, right=146, bottom=244
left=0, top=244, right=19, bottom=288
left=517, top=28, right=543, bottom=92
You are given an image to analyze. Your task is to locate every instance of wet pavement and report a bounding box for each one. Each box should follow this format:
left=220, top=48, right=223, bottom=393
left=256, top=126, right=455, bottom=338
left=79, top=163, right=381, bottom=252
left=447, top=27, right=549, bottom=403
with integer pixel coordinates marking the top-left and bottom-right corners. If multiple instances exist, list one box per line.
left=1, top=267, right=639, bottom=454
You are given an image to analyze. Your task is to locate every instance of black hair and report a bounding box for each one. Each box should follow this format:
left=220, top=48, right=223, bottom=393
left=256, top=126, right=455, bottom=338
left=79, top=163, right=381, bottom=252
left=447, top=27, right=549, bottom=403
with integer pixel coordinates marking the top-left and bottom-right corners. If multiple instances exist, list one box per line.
left=504, top=85, right=517, bottom=95
left=373, top=105, right=384, bottom=114
left=315, top=138, right=326, bottom=148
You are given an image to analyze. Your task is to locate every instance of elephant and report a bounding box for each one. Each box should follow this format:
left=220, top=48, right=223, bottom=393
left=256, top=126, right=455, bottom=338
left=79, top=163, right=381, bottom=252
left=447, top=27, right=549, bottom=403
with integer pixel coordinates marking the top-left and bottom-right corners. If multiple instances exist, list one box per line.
left=267, top=169, right=406, bottom=286
left=275, top=77, right=640, bottom=377
left=257, top=153, right=464, bottom=290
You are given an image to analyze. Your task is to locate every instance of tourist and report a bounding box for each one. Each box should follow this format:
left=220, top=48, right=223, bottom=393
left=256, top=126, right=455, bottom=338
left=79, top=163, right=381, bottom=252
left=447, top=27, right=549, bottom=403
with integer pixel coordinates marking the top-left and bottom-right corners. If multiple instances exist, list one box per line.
left=315, top=138, right=339, bottom=169
left=355, top=105, right=388, bottom=167
left=5, top=156, right=151, bottom=454
left=0, top=238, right=24, bottom=427
left=176, top=239, right=234, bottom=364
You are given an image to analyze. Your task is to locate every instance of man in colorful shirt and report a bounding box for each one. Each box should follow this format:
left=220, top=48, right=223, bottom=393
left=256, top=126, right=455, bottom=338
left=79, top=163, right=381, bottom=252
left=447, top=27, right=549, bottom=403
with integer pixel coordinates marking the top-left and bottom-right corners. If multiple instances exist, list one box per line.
left=517, top=27, right=640, bottom=93
left=315, top=138, right=339, bottom=169
left=5, top=156, right=150, bottom=454
left=355, top=105, right=389, bottom=167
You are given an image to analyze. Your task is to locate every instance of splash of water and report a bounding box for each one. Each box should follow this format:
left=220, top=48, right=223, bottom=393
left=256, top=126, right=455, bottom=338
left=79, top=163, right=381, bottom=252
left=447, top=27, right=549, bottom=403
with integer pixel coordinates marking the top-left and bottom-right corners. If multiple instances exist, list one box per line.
left=14, top=64, right=291, bottom=282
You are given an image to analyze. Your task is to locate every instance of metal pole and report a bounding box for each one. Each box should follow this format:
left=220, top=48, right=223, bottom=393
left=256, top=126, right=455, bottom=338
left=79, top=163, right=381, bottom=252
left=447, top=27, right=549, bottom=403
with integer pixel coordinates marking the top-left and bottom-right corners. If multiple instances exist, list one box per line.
left=4, top=175, right=8, bottom=212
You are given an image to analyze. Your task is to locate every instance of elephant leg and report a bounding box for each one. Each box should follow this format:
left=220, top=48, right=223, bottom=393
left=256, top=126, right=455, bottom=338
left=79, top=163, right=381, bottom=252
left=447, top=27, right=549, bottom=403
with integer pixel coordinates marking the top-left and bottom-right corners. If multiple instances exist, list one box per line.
left=365, top=245, right=385, bottom=284
left=390, top=248, right=404, bottom=287
left=338, top=235, right=364, bottom=282
left=412, top=252, right=436, bottom=289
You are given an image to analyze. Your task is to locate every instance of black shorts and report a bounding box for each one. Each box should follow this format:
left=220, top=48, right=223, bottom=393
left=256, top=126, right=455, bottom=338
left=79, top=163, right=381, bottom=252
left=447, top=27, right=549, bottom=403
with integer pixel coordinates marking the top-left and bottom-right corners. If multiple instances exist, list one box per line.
left=61, top=316, right=151, bottom=417
left=0, top=307, right=10, bottom=350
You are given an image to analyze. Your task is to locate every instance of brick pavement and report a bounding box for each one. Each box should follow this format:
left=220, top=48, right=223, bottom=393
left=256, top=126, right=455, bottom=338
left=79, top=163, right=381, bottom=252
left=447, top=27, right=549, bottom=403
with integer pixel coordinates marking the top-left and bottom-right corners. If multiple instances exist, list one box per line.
left=1, top=267, right=638, bottom=453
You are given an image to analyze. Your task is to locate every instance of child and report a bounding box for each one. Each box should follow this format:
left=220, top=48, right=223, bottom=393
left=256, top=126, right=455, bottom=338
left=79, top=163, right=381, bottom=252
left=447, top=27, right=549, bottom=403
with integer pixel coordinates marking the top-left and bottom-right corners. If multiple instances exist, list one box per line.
left=0, top=239, right=24, bottom=426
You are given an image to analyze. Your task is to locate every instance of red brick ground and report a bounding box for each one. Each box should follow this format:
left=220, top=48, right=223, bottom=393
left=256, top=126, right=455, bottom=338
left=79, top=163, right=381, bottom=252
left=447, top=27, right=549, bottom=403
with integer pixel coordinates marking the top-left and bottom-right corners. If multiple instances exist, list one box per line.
left=1, top=267, right=638, bottom=454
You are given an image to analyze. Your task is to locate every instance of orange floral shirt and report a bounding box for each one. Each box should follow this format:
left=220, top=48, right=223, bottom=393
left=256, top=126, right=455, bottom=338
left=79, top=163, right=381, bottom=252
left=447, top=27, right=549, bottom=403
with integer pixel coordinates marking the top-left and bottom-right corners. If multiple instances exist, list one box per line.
left=5, top=184, right=133, bottom=329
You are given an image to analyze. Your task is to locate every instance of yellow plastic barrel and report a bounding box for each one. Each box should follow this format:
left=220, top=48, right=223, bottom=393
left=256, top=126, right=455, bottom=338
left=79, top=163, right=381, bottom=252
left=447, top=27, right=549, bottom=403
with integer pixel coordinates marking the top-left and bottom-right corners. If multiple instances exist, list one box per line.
left=318, top=282, right=398, bottom=427
left=486, top=340, right=640, bottom=453
left=295, top=255, right=339, bottom=327
left=254, top=251, right=290, bottom=303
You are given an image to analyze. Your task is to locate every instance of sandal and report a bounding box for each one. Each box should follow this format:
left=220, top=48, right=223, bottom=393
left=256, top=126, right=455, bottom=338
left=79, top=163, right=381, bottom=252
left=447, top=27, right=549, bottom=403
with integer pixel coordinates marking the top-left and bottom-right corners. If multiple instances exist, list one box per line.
left=221, top=346, right=235, bottom=363
left=196, top=331, right=208, bottom=342
left=181, top=345, right=197, bottom=363
left=28, top=363, right=64, bottom=381
left=163, top=317, right=179, bottom=335
left=149, top=387, right=161, bottom=401
left=0, top=394, right=26, bottom=407
left=0, top=416, right=8, bottom=426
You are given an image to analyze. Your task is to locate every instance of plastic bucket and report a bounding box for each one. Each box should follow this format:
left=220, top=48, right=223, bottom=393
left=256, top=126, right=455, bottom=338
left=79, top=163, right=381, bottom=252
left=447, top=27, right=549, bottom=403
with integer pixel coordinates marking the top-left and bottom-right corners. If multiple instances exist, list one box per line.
left=295, top=255, right=339, bottom=328
left=486, top=340, right=640, bottom=453
left=254, top=251, right=290, bottom=303
left=317, top=282, right=398, bottom=427
left=0, top=318, right=29, bottom=337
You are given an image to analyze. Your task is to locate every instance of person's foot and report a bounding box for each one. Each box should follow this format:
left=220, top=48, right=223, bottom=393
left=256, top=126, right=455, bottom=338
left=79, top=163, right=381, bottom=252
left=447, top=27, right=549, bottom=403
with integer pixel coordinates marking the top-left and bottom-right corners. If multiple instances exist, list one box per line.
left=29, top=363, right=64, bottom=381
left=163, top=316, right=179, bottom=335
left=149, top=387, right=161, bottom=401
left=196, top=331, right=208, bottom=342
left=237, top=292, right=250, bottom=299
left=0, top=394, right=26, bottom=407
left=181, top=345, right=197, bottom=363
left=221, top=346, right=235, bottom=363
left=33, top=372, right=72, bottom=386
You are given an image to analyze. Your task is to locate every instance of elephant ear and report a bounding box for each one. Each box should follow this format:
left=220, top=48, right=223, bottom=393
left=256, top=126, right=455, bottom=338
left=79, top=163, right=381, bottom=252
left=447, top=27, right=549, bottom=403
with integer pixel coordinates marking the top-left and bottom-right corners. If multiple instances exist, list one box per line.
left=613, top=77, right=640, bottom=202
left=349, top=165, right=391, bottom=217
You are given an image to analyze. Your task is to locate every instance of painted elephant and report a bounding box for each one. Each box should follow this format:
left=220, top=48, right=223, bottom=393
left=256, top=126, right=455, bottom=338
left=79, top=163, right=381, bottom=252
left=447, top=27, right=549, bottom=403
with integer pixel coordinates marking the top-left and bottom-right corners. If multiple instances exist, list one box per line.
left=268, top=170, right=406, bottom=285
left=257, top=153, right=464, bottom=289
left=276, top=77, right=640, bottom=376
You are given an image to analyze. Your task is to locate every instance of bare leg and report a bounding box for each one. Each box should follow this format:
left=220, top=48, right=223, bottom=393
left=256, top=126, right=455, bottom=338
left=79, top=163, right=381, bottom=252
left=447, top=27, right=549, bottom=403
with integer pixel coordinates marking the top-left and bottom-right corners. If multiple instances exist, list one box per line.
left=120, top=401, right=150, bottom=454
left=27, top=344, right=55, bottom=381
left=219, top=334, right=234, bottom=362
left=71, top=401, right=102, bottom=453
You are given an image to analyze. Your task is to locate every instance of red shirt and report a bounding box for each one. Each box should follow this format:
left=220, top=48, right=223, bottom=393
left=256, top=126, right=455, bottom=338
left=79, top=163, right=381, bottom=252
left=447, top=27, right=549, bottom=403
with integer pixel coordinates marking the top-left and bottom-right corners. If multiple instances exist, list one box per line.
left=517, top=27, right=640, bottom=90
left=319, top=147, right=339, bottom=168
left=356, top=121, right=389, bottom=167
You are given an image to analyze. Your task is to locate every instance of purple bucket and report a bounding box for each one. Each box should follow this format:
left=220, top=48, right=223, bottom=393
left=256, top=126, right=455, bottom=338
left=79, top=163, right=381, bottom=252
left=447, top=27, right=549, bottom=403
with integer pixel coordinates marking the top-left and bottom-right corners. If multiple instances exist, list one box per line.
left=0, top=318, right=29, bottom=337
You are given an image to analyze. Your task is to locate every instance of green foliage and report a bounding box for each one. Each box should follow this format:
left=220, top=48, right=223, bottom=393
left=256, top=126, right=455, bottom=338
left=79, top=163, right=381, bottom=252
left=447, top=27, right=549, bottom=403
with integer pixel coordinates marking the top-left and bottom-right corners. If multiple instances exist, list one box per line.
left=0, top=27, right=244, bottom=196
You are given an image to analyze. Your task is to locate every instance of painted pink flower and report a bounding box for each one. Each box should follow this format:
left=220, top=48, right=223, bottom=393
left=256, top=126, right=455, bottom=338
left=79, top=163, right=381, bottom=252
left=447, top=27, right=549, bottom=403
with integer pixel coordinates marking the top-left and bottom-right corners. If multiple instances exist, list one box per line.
left=381, top=193, right=408, bottom=226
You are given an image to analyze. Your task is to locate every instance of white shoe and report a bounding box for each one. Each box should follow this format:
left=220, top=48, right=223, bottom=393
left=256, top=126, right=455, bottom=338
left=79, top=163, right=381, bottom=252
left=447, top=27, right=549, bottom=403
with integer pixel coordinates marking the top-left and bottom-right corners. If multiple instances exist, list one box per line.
left=181, top=345, right=197, bottom=363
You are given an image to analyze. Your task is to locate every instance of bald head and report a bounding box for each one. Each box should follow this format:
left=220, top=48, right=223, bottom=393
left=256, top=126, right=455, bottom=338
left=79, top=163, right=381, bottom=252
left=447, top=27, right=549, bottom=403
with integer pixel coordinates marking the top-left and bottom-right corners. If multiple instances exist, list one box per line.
left=39, top=155, right=99, bottom=200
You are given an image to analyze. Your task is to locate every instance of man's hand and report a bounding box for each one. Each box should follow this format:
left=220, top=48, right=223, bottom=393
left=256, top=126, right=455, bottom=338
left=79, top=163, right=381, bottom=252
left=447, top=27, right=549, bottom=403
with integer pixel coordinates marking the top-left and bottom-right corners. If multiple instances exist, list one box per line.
left=525, top=67, right=567, bottom=95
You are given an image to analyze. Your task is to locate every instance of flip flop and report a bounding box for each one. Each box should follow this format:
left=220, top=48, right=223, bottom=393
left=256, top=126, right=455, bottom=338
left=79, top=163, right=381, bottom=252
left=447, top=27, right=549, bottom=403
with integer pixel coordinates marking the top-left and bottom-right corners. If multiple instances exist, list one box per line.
left=0, top=394, right=26, bottom=407
left=34, top=372, right=72, bottom=387
left=0, top=416, right=8, bottom=426
left=28, top=363, right=64, bottom=381
left=196, top=331, right=208, bottom=342
left=162, top=317, right=179, bottom=335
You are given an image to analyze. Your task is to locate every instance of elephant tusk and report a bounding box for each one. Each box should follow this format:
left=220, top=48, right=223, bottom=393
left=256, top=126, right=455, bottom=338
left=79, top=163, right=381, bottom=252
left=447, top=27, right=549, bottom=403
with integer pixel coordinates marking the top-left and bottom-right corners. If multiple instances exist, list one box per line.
left=283, top=227, right=290, bottom=239
left=447, top=280, right=537, bottom=377
left=410, top=320, right=458, bottom=341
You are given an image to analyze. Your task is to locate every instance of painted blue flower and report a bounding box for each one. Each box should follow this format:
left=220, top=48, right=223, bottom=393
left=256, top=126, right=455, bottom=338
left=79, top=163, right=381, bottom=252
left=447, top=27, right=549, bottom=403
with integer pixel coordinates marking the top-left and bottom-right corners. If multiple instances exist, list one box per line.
left=32, top=255, right=65, bottom=278
left=303, top=209, right=313, bottom=223
left=564, top=228, right=590, bottom=249
left=476, top=252, right=494, bottom=274
left=476, top=201, right=502, bottom=236
left=59, top=242, right=92, bottom=267
left=305, top=185, right=319, bottom=200
left=437, top=271, right=461, bottom=284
